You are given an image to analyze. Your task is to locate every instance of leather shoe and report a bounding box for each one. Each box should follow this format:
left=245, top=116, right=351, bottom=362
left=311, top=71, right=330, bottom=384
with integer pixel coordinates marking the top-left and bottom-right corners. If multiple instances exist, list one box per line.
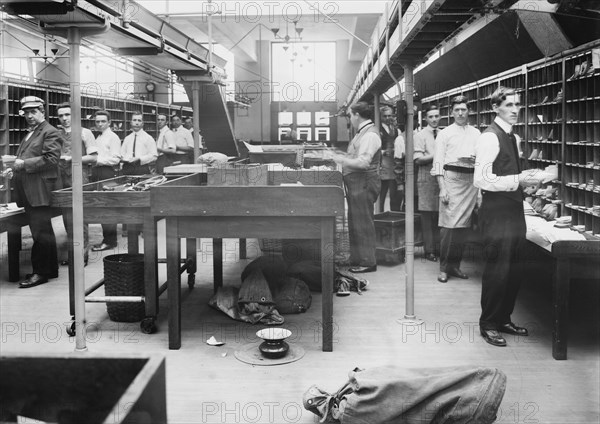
left=91, top=243, right=116, bottom=252
left=437, top=272, right=448, bottom=283
left=349, top=265, right=377, bottom=273
left=19, top=274, right=50, bottom=289
left=499, top=322, right=528, bottom=336
left=448, top=268, right=469, bottom=279
left=425, top=253, right=438, bottom=262
left=480, top=328, right=507, bottom=347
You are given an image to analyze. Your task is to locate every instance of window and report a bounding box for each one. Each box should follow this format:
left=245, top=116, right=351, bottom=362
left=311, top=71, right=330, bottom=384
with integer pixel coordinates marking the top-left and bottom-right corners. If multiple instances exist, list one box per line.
left=271, top=42, right=336, bottom=102
left=2, top=58, right=35, bottom=80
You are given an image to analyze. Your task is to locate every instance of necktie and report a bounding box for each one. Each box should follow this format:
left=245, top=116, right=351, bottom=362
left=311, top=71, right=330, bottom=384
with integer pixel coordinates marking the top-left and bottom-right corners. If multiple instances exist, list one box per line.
left=132, top=133, right=137, bottom=158
left=433, top=129, right=437, bottom=139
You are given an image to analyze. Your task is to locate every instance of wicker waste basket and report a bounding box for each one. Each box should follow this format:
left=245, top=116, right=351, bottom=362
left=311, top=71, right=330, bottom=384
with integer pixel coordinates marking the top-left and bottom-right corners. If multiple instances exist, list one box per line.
left=103, top=254, right=145, bottom=322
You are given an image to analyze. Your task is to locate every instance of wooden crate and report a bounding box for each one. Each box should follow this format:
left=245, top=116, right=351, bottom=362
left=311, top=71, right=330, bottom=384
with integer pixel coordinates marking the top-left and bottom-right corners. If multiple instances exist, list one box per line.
left=374, top=211, right=423, bottom=261
left=0, top=353, right=166, bottom=423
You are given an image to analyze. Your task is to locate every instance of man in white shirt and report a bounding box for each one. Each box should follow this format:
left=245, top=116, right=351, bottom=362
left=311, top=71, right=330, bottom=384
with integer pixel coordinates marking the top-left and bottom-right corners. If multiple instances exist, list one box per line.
left=121, top=112, right=158, bottom=175
left=56, top=103, right=98, bottom=265
left=91, top=110, right=122, bottom=252
left=332, top=102, right=382, bottom=274
left=155, top=113, right=176, bottom=174
left=431, top=95, right=480, bottom=283
left=474, top=86, right=547, bottom=347
left=171, top=115, right=196, bottom=164
left=414, top=104, right=441, bottom=262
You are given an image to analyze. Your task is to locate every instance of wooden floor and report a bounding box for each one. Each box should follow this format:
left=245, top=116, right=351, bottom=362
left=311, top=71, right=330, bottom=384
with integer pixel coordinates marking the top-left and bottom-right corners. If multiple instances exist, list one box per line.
left=1, top=218, right=599, bottom=424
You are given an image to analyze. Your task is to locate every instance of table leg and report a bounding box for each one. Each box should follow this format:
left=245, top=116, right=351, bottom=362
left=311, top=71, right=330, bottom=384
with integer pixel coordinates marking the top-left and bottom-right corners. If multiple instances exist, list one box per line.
left=7, top=217, right=22, bottom=282
left=127, top=224, right=140, bottom=254
left=239, top=238, right=247, bottom=260
left=64, top=210, right=75, bottom=316
left=321, top=218, right=334, bottom=352
left=144, top=214, right=158, bottom=318
left=167, top=218, right=181, bottom=350
left=213, top=238, right=223, bottom=292
left=552, top=257, right=570, bottom=360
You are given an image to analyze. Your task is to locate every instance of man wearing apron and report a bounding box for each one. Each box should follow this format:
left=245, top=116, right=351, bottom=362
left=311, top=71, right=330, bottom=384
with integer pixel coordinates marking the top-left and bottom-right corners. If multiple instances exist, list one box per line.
left=474, top=87, right=547, bottom=346
left=414, top=104, right=441, bottom=262
left=333, top=102, right=382, bottom=273
left=431, top=96, right=480, bottom=283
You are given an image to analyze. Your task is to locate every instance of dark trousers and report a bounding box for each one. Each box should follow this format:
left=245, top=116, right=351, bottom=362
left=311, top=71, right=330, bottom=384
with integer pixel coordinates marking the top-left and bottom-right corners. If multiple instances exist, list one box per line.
left=91, top=166, right=117, bottom=246
left=13, top=174, right=58, bottom=277
left=156, top=155, right=174, bottom=174
left=122, top=163, right=150, bottom=176
left=60, top=170, right=89, bottom=255
left=439, top=227, right=469, bottom=273
left=479, top=194, right=526, bottom=330
left=379, top=179, right=402, bottom=211
left=344, top=171, right=381, bottom=267
left=420, top=210, right=440, bottom=255
left=26, top=205, right=59, bottom=277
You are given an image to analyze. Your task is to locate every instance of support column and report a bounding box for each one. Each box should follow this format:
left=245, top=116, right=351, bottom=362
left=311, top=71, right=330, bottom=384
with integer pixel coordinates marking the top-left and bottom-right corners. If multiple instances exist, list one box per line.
left=192, top=81, right=201, bottom=160
left=67, top=27, right=87, bottom=352
left=399, top=63, right=422, bottom=326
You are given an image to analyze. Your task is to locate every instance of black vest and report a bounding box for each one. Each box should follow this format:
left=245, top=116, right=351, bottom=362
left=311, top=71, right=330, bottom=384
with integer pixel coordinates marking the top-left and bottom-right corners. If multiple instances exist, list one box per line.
left=380, top=124, right=397, bottom=150
left=483, top=121, right=523, bottom=203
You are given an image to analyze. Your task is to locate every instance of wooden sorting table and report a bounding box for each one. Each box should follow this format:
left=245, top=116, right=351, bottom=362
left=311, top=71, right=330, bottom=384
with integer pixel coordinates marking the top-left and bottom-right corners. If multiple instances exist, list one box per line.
left=525, top=232, right=600, bottom=360
left=151, top=169, right=345, bottom=350
left=51, top=174, right=201, bottom=334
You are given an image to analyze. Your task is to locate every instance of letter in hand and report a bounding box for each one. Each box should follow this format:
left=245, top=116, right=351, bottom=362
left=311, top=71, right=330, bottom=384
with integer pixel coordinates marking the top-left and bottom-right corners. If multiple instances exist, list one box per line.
left=518, top=169, right=546, bottom=187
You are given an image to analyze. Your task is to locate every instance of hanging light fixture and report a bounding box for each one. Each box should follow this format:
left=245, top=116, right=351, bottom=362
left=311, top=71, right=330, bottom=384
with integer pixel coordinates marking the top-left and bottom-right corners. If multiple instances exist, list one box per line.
left=271, top=19, right=304, bottom=46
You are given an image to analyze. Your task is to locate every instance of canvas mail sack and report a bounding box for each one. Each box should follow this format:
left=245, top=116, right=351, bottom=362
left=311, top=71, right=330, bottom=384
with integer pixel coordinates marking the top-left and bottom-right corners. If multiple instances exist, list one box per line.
left=304, top=365, right=507, bottom=424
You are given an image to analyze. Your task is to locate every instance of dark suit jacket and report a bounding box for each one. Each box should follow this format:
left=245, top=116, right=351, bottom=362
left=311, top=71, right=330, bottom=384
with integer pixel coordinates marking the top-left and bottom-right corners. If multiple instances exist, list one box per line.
left=14, top=120, right=63, bottom=207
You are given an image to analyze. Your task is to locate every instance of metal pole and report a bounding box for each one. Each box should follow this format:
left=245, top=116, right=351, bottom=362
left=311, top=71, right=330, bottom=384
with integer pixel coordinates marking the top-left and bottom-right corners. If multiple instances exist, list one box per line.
left=192, top=81, right=200, bottom=159
left=373, top=92, right=382, bottom=213
left=207, top=0, right=213, bottom=70
left=402, top=63, right=418, bottom=322
left=68, top=26, right=87, bottom=351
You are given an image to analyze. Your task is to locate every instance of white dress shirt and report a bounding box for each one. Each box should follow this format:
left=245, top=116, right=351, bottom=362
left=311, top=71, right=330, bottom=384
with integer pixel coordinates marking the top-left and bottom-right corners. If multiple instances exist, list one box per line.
left=95, top=128, right=122, bottom=166
left=121, top=129, right=158, bottom=166
left=156, top=126, right=176, bottom=155
left=431, top=123, right=480, bottom=176
left=172, top=126, right=197, bottom=152
left=474, top=116, right=521, bottom=192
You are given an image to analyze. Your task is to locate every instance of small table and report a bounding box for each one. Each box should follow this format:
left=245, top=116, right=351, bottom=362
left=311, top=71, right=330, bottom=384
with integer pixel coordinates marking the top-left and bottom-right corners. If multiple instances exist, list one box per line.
left=0, top=208, right=25, bottom=282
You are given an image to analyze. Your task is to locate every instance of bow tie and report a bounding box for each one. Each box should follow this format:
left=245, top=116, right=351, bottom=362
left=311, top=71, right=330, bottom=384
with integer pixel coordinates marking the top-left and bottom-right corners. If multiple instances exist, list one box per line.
left=27, top=127, right=36, bottom=133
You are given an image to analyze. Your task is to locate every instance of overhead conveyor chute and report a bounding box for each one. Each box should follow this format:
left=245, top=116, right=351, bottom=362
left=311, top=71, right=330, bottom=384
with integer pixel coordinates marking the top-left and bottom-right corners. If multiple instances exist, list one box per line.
left=179, top=73, right=239, bottom=158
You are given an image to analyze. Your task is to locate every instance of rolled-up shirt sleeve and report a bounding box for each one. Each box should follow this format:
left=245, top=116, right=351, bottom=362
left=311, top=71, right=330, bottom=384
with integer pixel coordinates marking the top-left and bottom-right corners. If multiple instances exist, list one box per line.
left=474, top=132, right=520, bottom=192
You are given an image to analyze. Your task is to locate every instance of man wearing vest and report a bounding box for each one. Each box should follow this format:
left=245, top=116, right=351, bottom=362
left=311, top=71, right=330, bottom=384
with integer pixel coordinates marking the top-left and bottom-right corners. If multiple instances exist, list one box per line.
left=333, top=102, right=382, bottom=274
left=379, top=106, right=401, bottom=211
left=474, top=86, right=547, bottom=347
